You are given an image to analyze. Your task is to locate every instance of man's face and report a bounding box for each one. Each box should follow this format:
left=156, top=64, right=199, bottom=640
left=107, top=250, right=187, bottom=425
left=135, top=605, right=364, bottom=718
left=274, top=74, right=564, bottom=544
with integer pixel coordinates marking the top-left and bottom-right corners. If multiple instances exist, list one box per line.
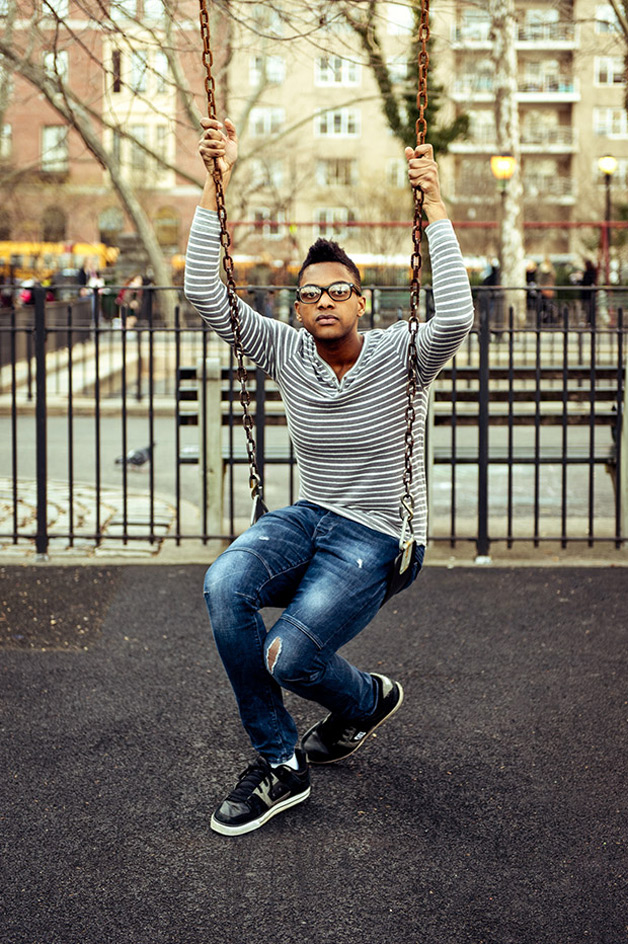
left=294, top=261, right=365, bottom=342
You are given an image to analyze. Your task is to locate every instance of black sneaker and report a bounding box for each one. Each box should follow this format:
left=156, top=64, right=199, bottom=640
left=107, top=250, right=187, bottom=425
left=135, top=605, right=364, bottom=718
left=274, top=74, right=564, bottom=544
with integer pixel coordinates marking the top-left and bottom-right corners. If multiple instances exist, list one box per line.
left=301, top=673, right=404, bottom=765
left=210, top=749, right=311, bottom=836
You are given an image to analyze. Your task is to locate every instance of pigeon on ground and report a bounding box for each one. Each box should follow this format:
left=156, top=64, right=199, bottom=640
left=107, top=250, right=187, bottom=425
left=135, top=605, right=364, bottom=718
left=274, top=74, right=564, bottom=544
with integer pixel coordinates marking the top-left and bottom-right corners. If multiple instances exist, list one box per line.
left=115, top=444, right=154, bottom=467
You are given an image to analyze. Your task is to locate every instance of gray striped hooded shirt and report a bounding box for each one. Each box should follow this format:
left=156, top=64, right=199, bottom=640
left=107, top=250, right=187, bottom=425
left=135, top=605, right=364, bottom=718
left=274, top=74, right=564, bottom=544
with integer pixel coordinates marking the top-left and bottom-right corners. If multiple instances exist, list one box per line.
left=184, top=207, right=474, bottom=544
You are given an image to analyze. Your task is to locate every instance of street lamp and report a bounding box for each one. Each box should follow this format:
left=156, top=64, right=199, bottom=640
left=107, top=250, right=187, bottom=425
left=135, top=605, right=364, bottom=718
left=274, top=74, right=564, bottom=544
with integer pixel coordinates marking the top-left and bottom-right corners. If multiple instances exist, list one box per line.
left=490, top=152, right=517, bottom=190
left=598, top=154, right=617, bottom=284
left=490, top=152, right=517, bottom=280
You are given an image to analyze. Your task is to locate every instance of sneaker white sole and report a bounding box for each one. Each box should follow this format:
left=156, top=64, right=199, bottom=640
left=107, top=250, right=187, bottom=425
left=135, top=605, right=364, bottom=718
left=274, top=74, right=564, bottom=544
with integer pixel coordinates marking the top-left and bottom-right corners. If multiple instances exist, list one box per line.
left=210, top=785, right=311, bottom=837
left=303, top=682, right=404, bottom=765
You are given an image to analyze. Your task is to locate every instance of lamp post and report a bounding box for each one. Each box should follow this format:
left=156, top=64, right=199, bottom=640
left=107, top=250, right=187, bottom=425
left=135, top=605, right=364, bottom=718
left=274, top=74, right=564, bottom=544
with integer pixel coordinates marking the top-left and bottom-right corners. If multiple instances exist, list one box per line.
left=490, top=152, right=517, bottom=277
left=598, top=154, right=617, bottom=284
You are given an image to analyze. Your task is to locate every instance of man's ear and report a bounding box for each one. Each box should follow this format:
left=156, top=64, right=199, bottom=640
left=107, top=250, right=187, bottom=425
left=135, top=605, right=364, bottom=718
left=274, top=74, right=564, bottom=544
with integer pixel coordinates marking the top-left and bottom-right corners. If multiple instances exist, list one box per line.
left=294, top=301, right=302, bottom=322
left=357, top=294, right=366, bottom=318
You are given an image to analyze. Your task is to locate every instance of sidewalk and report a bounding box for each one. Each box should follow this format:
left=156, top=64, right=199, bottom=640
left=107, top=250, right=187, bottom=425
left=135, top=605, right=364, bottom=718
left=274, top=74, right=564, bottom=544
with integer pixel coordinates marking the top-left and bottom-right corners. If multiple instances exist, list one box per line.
left=1, top=563, right=626, bottom=943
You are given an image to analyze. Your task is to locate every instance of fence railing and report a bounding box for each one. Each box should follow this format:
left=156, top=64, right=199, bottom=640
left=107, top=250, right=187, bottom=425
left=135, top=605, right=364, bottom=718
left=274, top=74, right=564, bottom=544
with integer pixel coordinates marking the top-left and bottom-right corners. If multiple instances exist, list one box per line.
left=0, top=284, right=625, bottom=557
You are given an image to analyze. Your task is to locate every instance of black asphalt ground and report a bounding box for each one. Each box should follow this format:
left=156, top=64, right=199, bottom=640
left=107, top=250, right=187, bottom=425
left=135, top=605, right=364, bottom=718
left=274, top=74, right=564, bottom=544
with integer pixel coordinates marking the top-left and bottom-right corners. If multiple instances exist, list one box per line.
left=1, top=563, right=627, bottom=944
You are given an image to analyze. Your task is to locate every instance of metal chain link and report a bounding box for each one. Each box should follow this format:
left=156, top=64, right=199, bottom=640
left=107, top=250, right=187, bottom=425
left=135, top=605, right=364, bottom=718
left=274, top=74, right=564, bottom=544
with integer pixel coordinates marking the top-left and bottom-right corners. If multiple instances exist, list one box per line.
left=198, top=0, right=429, bottom=526
left=401, top=0, right=430, bottom=535
left=198, top=0, right=264, bottom=506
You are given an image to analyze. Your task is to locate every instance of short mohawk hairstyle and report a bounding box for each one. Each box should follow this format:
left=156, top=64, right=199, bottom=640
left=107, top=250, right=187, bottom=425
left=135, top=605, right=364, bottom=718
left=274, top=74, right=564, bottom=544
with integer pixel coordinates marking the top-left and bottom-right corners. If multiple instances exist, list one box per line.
left=297, top=238, right=361, bottom=290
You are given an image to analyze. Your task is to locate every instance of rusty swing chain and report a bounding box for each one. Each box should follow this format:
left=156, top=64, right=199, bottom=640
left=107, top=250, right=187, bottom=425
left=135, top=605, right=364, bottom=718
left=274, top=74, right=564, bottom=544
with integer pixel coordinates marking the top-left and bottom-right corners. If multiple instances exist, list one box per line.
left=198, top=0, right=429, bottom=531
left=198, top=0, right=267, bottom=519
left=400, top=0, right=430, bottom=542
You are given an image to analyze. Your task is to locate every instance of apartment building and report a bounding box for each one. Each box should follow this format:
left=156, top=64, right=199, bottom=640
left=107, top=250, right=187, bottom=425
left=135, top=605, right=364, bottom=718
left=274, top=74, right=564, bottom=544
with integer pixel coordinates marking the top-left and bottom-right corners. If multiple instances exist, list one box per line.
left=436, top=0, right=628, bottom=265
left=1, top=0, right=627, bottom=275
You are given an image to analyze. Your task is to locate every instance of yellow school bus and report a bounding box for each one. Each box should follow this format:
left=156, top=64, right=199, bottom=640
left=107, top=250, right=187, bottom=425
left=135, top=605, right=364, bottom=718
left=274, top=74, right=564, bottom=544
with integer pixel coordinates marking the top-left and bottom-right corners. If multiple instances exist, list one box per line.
left=0, top=241, right=119, bottom=283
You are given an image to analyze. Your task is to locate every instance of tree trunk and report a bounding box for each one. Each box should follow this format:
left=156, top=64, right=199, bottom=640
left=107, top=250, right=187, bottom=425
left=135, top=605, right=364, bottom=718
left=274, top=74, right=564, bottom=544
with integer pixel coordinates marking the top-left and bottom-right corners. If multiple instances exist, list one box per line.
left=490, top=0, right=526, bottom=322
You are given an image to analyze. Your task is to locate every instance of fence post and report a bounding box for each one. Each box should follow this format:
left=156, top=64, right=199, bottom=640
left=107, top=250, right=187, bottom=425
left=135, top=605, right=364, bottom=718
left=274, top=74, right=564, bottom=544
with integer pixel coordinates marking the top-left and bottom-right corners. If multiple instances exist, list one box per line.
left=476, top=301, right=490, bottom=562
left=34, top=286, right=48, bottom=558
left=621, top=345, right=627, bottom=545
left=198, top=356, right=223, bottom=535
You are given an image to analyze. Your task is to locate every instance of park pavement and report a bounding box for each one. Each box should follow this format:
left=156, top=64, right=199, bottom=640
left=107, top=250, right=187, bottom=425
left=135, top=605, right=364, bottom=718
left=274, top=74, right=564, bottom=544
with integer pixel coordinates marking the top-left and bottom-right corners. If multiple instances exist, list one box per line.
left=1, top=560, right=627, bottom=944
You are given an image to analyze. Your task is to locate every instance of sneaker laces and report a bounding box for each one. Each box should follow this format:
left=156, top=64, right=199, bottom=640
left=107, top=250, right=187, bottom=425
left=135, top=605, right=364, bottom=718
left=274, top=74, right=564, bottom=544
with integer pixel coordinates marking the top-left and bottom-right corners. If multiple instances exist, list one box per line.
left=226, top=757, right=274, bottom=804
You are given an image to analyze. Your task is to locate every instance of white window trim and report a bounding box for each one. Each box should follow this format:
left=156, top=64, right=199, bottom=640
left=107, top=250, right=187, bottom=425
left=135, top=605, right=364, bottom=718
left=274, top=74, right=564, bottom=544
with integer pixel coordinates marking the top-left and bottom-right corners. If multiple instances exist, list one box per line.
left=314, top=56, right=361, bottom=87
left=41, top=126, right=69, bottom=173
left=0, top=123, right=12, bottom=160
left=595, top=56, right=624, bottom=85
left=594, top=107, right=628, bottom=137
left=315, top=207, right=354, bottom=239
left=253, top=207, right=285, bottom=239
left=249, top=107, right=285, bottom=137
left=249, top=55, right=286, bottom=86
left=314, top=108, right=361, bottom=138
left=44, top=50, right=69, bottom=82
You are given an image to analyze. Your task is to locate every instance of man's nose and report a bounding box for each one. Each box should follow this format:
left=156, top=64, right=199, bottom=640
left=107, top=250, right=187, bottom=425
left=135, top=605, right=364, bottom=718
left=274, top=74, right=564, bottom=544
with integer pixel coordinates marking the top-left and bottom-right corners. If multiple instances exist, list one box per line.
left=317, top=288, right=335, bottom=306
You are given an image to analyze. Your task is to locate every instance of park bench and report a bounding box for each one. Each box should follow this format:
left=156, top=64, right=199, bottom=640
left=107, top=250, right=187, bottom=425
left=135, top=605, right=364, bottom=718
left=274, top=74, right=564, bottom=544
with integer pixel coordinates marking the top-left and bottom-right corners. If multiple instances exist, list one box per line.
left=176, top=360, right=623, bottom=510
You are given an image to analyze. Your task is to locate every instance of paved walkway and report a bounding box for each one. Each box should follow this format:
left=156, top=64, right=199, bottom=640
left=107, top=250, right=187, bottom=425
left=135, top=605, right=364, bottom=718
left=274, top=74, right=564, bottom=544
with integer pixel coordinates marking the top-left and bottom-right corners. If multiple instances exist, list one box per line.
left=0, top=478, right=177, bottom=559
left=1, top=563, right=626, bottom=943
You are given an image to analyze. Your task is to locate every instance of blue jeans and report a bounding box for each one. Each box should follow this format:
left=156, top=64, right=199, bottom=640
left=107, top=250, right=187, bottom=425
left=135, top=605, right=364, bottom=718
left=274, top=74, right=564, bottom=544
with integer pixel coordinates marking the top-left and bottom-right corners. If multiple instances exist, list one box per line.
left=203, top=500, right=424, bottom=764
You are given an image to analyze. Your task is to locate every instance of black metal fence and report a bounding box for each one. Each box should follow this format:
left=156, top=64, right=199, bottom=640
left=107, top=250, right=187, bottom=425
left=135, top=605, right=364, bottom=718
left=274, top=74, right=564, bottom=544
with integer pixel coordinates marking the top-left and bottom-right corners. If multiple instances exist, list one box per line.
left=0, top=284, right=625, bottom=557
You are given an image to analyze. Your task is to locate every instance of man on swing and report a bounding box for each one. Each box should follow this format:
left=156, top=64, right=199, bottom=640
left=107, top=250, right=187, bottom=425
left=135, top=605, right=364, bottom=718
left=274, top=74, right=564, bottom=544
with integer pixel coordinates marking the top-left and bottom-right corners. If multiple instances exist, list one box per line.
left=185, top=117, right=474, bottom=837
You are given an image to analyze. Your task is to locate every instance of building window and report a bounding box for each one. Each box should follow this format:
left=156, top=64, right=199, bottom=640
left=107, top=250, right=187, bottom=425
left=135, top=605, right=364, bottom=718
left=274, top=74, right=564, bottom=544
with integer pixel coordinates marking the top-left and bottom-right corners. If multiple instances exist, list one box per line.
left=316, top=159, right=358, bottom=187
left=0, top=123, right=11, bottom=161
left=458, top=9, right=491, bottom=41
left=253, top=208, right=285, bottom=239
left=315, top=108, right=361, bottom=138
left=250, top=158, right=284, bottom=189
left=112, top=50, right=122, bottom=92
left=387, top=56, right=409, bottom=84
left=596, top=4, right=620, bottom=32
left=99, top=206, right=124, bottom=245
left=111, top=0, right=137, bottom=20
left=154, top=51, right=169, bottom=93
left=252, top=3, right=283, bottom=37
left=595, top=56, right=624, bottom=85
left=41, top=126, right=69, bottom=173
left=468, top=109, right=496, bottom=144
left=42, top=207, right=67, bottom=241
left=387, top=2, right=413, bottom=34
left=131, top=51, right=148, bottom=92
left=594, top=107, right=628, bottom=136
left=0, top=0, right=9, bottom=14
left=249, top=55, right=286, bottom=85
left=386, top=158, right=407, bottom=189
left=154, top=125, right=168, bottom=177
left=112, top=128, right=122, bottom=168
left=43, top=51, right=69, bottom=83
left=249, top=107, right=285, bottom=136
left=154, top=206, right=179, bottom=247
left=130, top=124, right=147, bottom=169
left=45, top=0, right=69, bottom=15
left=143, top=0, right=163, bottom=20
left=315, top=57, right=360, bottom=87
left=315, top=207, right=355, bottom=239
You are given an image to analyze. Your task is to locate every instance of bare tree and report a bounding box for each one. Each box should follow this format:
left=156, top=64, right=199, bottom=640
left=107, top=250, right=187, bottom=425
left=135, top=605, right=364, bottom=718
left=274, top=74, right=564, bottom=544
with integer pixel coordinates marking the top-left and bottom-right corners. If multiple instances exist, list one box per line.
left=489, top=0, right=526, bottom=302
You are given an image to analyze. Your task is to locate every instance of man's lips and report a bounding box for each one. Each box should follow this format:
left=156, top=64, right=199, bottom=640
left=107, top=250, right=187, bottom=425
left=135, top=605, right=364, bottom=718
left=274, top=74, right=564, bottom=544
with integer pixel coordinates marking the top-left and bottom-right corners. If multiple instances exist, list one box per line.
left=316, top=314, right=338, bottom=323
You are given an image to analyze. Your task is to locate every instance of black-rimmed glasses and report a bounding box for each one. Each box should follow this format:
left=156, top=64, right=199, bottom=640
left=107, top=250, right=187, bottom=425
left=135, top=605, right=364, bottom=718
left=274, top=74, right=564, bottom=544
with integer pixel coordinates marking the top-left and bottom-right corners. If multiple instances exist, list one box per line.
left=296, top=281, right=359, bottom=304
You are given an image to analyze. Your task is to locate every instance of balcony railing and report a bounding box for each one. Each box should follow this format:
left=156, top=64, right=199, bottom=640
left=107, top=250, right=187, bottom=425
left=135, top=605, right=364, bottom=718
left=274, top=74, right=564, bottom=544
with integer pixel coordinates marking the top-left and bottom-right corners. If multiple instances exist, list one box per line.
left=453, top=76, right=579, bottom=101
left=452, top=175, right=574, bottom=201
left=521, top=126, right=577, bottom=150
left=517, top=22, right=576, bottom=43
left=522, top=175, right=575, bottom=199
left=450, top=126, right=577, bottom=153
left=452, top=20, right=576, bottom=45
